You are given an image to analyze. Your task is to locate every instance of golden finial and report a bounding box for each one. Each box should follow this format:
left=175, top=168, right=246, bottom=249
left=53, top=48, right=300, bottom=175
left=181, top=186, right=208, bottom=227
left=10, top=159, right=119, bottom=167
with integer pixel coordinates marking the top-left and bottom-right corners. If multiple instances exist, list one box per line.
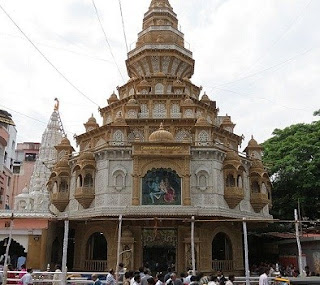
left=54, top=98, right=59, bottom=111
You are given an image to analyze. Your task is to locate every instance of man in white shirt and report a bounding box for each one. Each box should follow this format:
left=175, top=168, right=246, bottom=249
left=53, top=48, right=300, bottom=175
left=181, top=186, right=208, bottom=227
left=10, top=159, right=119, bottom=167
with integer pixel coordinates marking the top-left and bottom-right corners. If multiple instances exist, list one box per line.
left=21, top=268, right=33, bottom=285
left=106, top=269, right=116, bottom=285
left=259, top=268, right=269, bottom=285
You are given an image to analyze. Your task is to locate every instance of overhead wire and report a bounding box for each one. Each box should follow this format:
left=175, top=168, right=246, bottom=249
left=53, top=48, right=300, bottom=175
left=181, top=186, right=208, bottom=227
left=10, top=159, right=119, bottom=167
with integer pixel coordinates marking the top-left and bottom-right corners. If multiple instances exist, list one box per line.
left=1, top=32, right=113, bottom=63
left=0, top=4, right=100, bottom=107
left=0, top=104, right=76, bottom=137
left=209, top=46, right=315, bottom=90
left=118, top=0, right=129, bottom=54
left=91, top=0, right=125, bottom=83
left=236, top=0, right=313, bottom=78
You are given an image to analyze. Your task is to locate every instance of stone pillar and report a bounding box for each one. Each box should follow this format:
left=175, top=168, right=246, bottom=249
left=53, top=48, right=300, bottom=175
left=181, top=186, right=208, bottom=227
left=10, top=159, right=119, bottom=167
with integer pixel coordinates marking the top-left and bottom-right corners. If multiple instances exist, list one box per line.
left=183, top=174, right=191, bottom=205
left=132, top=175, right=140, bottom=205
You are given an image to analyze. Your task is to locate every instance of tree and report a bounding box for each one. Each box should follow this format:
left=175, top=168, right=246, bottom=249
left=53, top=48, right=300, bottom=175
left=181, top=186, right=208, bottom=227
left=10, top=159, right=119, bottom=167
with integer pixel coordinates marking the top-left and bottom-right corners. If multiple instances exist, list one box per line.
left=262, top=117, right=320, bottom=220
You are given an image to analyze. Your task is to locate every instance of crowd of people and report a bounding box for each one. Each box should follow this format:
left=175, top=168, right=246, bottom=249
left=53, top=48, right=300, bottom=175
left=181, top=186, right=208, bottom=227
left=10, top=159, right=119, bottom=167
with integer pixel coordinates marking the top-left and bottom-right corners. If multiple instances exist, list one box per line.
left=98, top=264, right=236, bottom=285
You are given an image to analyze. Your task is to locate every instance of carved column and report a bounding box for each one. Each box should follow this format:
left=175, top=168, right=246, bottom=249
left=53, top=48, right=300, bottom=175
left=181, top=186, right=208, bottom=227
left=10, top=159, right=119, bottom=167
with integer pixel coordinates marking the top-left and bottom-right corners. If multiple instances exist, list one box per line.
left=121, top=229, right=135, bottom=270
left=132, top=175, right=140, bottom=206
left=184, top=236, right=200, bottom=271
left=183, top=174, right=191, bottom=205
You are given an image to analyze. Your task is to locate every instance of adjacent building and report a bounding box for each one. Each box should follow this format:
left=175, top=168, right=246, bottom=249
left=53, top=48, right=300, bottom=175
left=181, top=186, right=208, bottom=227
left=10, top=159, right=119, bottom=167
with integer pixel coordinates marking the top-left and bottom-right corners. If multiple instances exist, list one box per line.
left=0, top=109, right=17, bottom=210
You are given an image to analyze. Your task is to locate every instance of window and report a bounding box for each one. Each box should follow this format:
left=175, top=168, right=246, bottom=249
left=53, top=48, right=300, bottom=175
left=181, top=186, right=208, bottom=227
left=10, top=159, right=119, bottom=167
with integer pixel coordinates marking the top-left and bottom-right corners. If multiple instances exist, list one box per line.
left=252, top=181, right=260, bottom=193
left=226, top=174, right=235, bottom=187
left=84, top=174, right=94, bottom=188
left=25, top=153, right=37, bottom=161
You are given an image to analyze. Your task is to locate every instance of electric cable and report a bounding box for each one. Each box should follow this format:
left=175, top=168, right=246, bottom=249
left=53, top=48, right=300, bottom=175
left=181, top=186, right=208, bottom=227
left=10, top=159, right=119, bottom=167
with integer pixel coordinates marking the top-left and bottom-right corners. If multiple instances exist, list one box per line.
left=118, top=0, right=129, bottom=54
left=0, top=3, right=100, bottom=107
left=91, top=0, right=125, bottom=83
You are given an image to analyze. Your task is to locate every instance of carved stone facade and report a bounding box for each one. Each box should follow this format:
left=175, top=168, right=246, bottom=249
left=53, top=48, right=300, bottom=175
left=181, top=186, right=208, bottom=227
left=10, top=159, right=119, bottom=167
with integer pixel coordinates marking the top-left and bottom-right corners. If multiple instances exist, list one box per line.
left=46, top=0, right=272, bottom=275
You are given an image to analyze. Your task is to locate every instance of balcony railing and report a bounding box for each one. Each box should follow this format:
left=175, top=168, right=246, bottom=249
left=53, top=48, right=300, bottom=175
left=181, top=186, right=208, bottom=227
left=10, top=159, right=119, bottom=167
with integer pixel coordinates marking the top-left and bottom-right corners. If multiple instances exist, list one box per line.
left=84, top=260, right=108, bottom=272
left=212, top=260, right=234, bottom=272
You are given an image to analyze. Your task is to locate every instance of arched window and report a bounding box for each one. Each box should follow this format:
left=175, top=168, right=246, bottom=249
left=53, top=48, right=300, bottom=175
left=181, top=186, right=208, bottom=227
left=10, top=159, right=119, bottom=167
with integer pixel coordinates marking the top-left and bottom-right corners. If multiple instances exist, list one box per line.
left=226, top=174, right=235, bottom=187
left=261, top=182, right=267, bottom=194
left=252, top=181, right=260, bottom=193
left=84, top=174, right=94, bottom=188
left=116, top=174, right=124, bottom=187
left=199, top=175, right=207, bottom=188
left=86, top=232, right=107, bottom=260
left=212, top=232, right=233, bottom=261
left=59, top=179, right=68, bottom=192
left=51, top=238, right=61, bottom=264
left=113, top=130, right=124, bottom=145
left=155, top=83, right=164, bottom=94
left=237, top=175, right=243, bottom=188
left=77, top=175, right=83, bottom=187
left=198, top=130, right=209, bottom=145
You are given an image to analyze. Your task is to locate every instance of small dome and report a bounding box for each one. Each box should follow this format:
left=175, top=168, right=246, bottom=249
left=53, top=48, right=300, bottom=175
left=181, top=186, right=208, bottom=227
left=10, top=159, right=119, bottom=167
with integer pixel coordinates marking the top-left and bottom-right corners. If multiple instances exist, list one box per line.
left=149, top=123, right=174, bottom=142
left=183, top=97, right=194, bottom=105
left=127, top=98, right=138, bottom=106
left=87, top=114, right=97, bottom=124
left=248, top=135, right=260, bottom=147
left=108, top=91, right=119, bottom=104
left=195, top=116, right=210, bottom=126
left=60, top=137, right=71, bottom=146
left=221, top=115, right=233, bottom=125
left=201, top=92, right=210, bottom=102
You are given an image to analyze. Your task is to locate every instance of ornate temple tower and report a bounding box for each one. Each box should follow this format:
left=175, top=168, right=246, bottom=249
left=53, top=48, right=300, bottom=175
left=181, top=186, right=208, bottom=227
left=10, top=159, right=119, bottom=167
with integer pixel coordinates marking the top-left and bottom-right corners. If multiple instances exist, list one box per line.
left=46, top=0, right=272, bottom=275
left=15, top=99, right=64, bottom=212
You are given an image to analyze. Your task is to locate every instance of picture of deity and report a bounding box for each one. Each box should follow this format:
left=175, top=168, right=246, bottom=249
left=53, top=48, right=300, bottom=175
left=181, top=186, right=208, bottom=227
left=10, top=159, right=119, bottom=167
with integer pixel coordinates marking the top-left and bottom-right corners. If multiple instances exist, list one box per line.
left=142, top=168, right=181, bottom=205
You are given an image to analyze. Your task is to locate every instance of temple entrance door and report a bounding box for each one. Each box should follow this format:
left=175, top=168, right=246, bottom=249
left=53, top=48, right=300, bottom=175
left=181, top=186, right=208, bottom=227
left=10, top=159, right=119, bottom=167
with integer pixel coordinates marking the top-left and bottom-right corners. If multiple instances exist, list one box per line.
left=143, top=246, right=176, bottom=273
left=142, top=229, right=177, bottom=273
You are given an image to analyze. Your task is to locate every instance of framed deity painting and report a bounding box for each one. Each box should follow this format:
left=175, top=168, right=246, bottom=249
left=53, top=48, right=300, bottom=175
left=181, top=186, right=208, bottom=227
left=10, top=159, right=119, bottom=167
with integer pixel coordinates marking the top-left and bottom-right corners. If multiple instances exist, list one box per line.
left=142, top=168, right=181, bottom=205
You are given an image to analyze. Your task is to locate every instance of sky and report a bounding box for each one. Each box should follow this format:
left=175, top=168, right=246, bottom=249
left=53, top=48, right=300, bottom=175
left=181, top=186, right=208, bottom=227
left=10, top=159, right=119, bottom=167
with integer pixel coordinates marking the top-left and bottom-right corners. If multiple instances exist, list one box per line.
left=0, top=0, right=319, bottom=151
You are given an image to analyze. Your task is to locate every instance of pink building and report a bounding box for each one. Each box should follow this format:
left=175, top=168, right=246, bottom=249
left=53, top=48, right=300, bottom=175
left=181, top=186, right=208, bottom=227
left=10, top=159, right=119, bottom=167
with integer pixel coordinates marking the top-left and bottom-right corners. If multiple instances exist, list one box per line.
left=12, top=142, right=40, bottom=209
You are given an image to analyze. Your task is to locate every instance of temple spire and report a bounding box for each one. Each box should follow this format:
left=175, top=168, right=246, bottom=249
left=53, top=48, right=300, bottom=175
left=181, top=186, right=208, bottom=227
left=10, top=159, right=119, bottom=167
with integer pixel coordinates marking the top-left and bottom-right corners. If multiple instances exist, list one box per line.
left=149, top=0, right=172, bottom=9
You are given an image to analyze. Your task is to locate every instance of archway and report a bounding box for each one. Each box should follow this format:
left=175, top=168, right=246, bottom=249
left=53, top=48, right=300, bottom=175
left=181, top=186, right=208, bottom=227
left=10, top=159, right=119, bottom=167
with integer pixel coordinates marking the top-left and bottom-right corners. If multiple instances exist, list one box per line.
left=85, top=232, right=107, bottom=271
left=0, top=238, right=26, bottom=268
left=212, top=232, right=233, bottom=271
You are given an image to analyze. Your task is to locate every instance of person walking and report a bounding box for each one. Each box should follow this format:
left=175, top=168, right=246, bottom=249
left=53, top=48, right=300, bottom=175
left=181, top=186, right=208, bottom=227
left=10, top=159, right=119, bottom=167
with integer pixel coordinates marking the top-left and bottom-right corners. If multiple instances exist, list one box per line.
left=259, top=268, right=269, bottom=285
left=225, top=275, right=234, bottom=285
left=20, top=268, right=33, bottom=285
left=92, top=274, right=102, bottom=285
left=106, top=269, right=116, bottom=285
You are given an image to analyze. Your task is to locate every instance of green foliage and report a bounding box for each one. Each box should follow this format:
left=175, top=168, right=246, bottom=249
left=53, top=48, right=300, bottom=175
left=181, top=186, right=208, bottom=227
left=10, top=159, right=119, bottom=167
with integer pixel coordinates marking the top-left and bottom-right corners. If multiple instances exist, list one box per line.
left=262, top=119, right=320, bottom=220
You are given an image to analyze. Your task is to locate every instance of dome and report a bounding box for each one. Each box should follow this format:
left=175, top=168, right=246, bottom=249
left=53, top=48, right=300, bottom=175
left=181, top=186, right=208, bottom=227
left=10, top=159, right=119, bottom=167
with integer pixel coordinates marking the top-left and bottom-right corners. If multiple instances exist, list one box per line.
left=248, top=135, right=260, bottom=147
left=108, top=91, right=119, bottom=104
left=221, top=115, right=233, bottom=125
left=127, top=98, right=138, bottom=106
left=201, top=92, right=210, bottom=102
left=195, top=116, right=210, bottom=126
left=183, top=97, right=194, bottom=105
left=60, top=137, right=71, bottom=146
left=149, top=123, right=174, bottom=142
left=87, top=114, right=97, bottom=124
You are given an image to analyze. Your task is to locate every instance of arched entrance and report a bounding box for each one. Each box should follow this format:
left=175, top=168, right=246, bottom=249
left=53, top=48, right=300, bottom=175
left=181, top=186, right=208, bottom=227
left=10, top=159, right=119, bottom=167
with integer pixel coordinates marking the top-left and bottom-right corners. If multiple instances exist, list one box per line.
left=142, top=229, right=177, bottom=273
left=85, top=232, right=107, bottom=271
left=0, top=238, right=26, bottom=268
left=212, top=232, right=233, bottom=272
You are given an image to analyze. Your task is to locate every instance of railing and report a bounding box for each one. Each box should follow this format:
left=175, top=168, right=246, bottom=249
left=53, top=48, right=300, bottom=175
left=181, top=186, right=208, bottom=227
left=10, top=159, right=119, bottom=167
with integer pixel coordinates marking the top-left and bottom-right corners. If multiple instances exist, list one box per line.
left=84, top=260, right=108, bottom=272
left=212, top=259, right=234, bottom=271
left=0, top=270, right=279, bottom=285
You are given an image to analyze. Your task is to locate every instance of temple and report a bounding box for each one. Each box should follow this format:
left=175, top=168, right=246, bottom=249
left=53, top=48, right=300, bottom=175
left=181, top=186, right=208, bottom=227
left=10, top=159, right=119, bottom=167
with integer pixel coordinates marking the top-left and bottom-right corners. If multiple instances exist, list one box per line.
left=44, top=0, right=272, bottom=274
